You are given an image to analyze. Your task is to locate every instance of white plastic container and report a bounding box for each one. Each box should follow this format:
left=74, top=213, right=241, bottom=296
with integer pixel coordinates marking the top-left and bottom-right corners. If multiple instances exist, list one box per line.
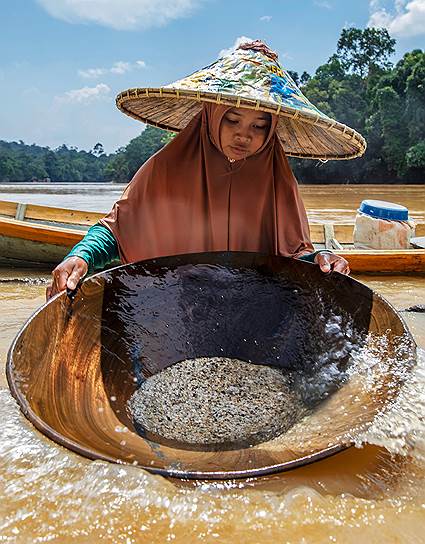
left=353, top=200, right=415, bottom=250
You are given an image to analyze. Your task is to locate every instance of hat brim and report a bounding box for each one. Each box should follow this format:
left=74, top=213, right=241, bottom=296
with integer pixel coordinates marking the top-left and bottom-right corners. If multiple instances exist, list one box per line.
left=116, top=87, right=367, bottom=160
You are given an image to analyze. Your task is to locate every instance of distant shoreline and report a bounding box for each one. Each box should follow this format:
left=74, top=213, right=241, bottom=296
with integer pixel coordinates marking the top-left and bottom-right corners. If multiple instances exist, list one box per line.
left=0, top=180, right=424, bottom=185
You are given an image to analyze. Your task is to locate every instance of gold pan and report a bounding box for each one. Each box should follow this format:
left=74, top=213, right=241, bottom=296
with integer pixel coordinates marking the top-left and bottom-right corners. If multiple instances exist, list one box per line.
left=6, top=252, right=416, bottom=479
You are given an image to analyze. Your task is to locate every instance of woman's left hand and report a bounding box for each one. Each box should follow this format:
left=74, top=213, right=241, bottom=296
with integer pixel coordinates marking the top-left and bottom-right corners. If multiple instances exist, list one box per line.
left=314, top=252, right=350, bottom=275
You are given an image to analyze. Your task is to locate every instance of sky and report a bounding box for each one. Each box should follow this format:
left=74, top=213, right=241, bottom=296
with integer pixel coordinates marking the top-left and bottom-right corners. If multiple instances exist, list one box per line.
left=1, top=0, right=424, bottom=154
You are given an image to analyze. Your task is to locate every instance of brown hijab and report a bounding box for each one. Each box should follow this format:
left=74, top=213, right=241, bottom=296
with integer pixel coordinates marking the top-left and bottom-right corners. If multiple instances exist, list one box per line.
left=100, top=104, right=314, bottom=263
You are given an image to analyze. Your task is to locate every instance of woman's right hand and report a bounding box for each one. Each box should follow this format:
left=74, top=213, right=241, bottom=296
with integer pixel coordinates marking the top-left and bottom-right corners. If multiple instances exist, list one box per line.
left=46, top=257, right=88, bottom=301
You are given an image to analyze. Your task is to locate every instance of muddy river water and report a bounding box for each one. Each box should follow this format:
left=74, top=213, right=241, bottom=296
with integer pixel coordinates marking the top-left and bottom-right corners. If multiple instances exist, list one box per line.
left=1, top=184, right=425, bottom=542
left=1, top=270, right=425, bottom=543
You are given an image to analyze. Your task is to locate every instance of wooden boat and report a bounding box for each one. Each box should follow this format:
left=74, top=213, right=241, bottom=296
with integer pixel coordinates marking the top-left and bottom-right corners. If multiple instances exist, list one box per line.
left=0, top=200, right=98, bottom=266
left=7, top=252, right=417, bottom=479
left=1, top=199, right=425, bottom=272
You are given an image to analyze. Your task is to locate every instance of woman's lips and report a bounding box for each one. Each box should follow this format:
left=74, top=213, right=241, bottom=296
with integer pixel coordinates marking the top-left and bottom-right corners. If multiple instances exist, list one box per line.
left=230, top=145, right=248, bottom=155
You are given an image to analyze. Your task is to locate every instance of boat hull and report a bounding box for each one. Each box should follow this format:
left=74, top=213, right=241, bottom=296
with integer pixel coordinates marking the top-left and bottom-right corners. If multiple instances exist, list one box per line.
left=0, top=217, right=85, bottom=266
left=1, top=206, right=425, bottom=273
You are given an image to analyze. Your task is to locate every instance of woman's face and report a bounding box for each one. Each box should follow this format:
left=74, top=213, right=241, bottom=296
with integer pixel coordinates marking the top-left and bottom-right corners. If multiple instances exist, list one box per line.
left=219, top=107, right=272, bottom=161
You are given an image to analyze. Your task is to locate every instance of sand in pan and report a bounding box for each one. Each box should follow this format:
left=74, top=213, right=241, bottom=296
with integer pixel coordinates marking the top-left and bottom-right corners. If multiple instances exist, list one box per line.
left=128, top=357, right=306, bottom=446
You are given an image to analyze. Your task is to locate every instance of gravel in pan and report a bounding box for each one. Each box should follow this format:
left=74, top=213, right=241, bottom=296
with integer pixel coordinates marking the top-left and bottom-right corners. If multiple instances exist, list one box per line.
left=128, top=357, right=306, bottom=447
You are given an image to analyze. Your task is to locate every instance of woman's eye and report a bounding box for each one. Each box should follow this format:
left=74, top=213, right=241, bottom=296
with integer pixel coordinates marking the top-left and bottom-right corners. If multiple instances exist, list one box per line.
left=254, top=125, right=267, bottom=130
left=226, top=117, right=238, bottom=124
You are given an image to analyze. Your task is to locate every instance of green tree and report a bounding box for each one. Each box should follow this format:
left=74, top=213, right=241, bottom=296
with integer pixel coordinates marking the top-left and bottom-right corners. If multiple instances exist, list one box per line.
left=405, top=54, right=425, bottom=142
left=287, top=70, right=299, bottom=86
left=302, top=54, right=366, bottom=131
left=104, top=150, right=129, bottom=183
left=406, top=141, right=425, bottom=169
left=91, top=142, right=105, bottom=157
left=376, top=86, right=409, bottom=176
left=335, top=27, right=396, bottom=77
left=105, top=126, right=171, bottom=182
left=364, top=49, right=425, bottom=179
left=0, top=154, right=19, bottom=181
left=300, top=71, right=311, bottom=86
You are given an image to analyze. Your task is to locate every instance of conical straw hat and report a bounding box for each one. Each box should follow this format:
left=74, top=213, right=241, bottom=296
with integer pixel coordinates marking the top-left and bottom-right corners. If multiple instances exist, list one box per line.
left=116, top=40, right=366, bottom=160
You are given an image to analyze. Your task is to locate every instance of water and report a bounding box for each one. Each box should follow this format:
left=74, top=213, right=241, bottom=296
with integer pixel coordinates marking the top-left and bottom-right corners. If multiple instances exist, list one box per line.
left=0, top=183, right=126, bottom=212
left=1, top=184, right=425, bottom=541
left=300, top=185, right=425, bottom=224
left=1, top=272, right=425, bottom=542
left=1, top=183, right=424, bottom=224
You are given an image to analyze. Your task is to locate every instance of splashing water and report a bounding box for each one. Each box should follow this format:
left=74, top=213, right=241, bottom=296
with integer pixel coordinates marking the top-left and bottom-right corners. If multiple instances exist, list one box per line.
left=356, top=346, right=425, bottom=460
left=1, top=273, right=425, bottom=542
left=1, top=346, right=425, bottom=543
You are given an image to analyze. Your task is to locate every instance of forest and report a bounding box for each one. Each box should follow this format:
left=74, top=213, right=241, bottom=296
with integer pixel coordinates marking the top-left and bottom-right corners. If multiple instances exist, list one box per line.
left=0, top=27, right=423, bottom=184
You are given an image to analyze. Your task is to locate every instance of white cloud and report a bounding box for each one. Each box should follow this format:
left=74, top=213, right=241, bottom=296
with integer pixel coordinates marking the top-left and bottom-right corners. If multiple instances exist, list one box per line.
left=110, top=61, right=131, bottom=74
left=368, top=0, right=425, bottom=37
left=56, top=83, right=111, bottom=104
left=78, top=67, right=107, bottom=79
left=78, top=60, right=146, bottom=79
left=260, top=15, right=272, bottom=22
left=219, top=36, right=255, bottom=58
left=314, top=0, right=332, bottom=9
left=36, top=0, right=202, bottom=30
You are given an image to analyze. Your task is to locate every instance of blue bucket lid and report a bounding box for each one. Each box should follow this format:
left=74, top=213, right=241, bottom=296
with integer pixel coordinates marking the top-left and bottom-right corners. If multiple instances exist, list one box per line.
left=358, top=199, right=409, bottom=221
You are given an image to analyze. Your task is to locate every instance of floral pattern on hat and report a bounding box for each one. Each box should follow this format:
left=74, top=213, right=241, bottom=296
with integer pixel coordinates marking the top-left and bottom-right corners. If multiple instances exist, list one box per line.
left=166, top=47, right=329, bottom=119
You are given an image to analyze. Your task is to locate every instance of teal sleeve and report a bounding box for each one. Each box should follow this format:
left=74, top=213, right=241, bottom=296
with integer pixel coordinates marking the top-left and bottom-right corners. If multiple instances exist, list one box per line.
left=65, top=223, right=120, bottom=272
left=298, top=250, right=332, bottom=263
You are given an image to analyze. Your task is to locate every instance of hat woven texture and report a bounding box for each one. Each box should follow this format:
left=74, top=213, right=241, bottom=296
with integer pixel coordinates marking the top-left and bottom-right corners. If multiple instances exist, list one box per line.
left=116, top=41, right=366, bottom=160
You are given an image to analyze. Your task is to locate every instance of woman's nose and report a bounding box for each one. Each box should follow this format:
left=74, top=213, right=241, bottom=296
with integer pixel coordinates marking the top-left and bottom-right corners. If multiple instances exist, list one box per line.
left=235, top=131, right=251, bottom=144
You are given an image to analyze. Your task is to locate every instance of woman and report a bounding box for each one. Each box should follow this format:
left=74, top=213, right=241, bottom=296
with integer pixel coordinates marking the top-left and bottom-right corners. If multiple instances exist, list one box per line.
left=46, top=103, right=349, bottom=299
